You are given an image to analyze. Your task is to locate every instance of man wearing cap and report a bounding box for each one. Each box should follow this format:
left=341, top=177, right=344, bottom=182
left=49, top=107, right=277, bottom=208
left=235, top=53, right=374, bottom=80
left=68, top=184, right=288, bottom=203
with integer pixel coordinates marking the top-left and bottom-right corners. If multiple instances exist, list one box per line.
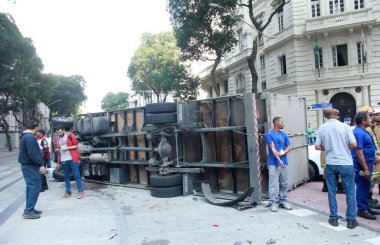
left=36, top=129, right=49, bottom=192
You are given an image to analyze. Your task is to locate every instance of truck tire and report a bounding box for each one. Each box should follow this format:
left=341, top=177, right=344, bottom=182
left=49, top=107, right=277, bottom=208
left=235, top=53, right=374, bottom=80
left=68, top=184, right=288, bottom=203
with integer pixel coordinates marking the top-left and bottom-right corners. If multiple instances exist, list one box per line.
left=146, top=113, right=177, bottom=124
left=92, top=117, right=109, bottom=135
left=83, top=118, right=92, bottom=135
left=145, top=103, right=177, bottom=114
left=308, top=162, right=316, bottom=181
left=151, top=185, right=182, bottom=198
left=150, top=174, right=182, bottom=187
left=53, top=165, right=74, bottom=182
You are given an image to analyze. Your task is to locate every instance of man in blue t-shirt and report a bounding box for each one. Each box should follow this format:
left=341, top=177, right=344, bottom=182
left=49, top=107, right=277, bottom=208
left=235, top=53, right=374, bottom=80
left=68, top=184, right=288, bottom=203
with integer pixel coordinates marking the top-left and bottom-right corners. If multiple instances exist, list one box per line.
left=352, top=112, right=377, bottom=220
left=265, top=117, right=292, bottom=212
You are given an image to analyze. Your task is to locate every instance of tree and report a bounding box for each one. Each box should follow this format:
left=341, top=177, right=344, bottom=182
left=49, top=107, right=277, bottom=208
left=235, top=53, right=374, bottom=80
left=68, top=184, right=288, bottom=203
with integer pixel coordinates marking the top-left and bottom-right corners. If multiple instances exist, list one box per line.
left=240, top=0, right=290, bottom=93
left=101, top=92, right=129, bottom=111
left=168, top=0, right=240, bottom=97
left=0, top=13, right=43, bottom=151
left=128, top=32, right=198, bottom=102
left=48, top=75, right=87, bottom=117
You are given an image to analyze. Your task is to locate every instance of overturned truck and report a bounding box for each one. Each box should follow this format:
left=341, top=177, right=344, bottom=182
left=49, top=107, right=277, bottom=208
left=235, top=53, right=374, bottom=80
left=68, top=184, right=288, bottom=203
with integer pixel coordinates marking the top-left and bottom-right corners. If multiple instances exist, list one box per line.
left=71, top=93, right=308, bottom=202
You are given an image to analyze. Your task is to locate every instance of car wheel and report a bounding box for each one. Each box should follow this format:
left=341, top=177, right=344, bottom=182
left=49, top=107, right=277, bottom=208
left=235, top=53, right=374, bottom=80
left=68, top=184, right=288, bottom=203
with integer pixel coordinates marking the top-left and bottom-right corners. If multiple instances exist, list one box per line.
left=308, top=162, right=316, bottom=181
left=145, top=103, right=177, bottom=114
left=150, top=174, right=182, bottom=187
left=146, top=113, right=177, bottom=124
left=151, top=185, right=183, bottom=198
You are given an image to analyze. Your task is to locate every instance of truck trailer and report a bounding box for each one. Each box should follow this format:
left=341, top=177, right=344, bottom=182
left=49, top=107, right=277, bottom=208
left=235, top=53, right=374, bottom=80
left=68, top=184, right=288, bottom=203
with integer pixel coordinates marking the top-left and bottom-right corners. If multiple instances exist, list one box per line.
left=55, top=92, right=309, bottom=203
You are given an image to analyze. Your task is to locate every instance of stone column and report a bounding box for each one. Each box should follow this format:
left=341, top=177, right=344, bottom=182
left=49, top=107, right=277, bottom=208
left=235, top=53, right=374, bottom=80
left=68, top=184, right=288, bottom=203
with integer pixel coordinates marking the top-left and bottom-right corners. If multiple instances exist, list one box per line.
left=316, top=89, right=323, bottom=127
left=362, top=85, right=369, bottom=106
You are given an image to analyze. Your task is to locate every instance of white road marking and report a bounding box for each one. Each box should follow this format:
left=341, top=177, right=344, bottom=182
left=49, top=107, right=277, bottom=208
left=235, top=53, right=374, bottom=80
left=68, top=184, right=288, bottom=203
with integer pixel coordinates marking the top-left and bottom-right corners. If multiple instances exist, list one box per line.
left=287, top=208, right=317, bottom=217
left=366, top=237, right=380, bottom=245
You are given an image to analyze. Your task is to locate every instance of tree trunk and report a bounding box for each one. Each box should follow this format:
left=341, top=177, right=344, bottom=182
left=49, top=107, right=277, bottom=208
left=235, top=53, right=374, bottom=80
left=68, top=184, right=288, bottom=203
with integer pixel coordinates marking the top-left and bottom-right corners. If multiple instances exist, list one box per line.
left=247, top=37, right=258, bottom=93
left=210, top=55, right=222, bottom=97
left=0, top=114, right=13, bottom=152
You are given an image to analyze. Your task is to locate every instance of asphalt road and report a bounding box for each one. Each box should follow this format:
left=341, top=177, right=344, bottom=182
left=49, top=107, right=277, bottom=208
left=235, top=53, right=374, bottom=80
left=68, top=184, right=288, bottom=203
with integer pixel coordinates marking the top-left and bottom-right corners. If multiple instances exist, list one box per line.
left=1, top=149, right=380, bottom=245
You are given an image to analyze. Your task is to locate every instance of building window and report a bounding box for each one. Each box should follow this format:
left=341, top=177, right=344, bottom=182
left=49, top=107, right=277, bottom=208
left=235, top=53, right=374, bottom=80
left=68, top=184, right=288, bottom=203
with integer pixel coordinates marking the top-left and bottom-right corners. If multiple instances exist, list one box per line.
left=261, top=80, right=267, bottom=90
left=223, top=80, right=228, bottom=94
left=238, top=74, right=245, bottom=89
left=332, top=44, right=348, bottom=67
left=260, top=55, right=265, bottom=68
left=354, top=0, right=365, bottom=9
left=237, top=29, right=244, bottom=51
left=279, top=55, right=287, bottom=75
left=311, top=0, right=321, bottom=18
left=357, top=42, right=367, bottom=64
left=329, top=0, right=344, bottom=14
left=209, top=86, right=213, bottom=97
left=315, top=47, right=323, bottom=69
left=278, top=10, right=284, bottom=31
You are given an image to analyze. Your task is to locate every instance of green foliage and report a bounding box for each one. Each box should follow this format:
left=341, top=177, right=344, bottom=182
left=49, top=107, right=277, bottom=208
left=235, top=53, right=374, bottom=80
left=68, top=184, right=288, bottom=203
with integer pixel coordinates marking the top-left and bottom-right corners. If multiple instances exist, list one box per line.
left=101, top=92, right=129, bottom=111
left=168, top=0, right=240, bottom=96
left=128, top=32, right=198, bottom=102
left=48, top=75, right=87, bottom=117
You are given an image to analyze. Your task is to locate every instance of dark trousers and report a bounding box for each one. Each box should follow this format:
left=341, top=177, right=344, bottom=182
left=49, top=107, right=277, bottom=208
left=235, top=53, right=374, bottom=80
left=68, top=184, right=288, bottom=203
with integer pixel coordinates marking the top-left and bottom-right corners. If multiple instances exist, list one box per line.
left=41, top=159, right=48, bottom=189
left=21, top=164, right=41, bottom=212
left=356, top=164, right=373, bottom=212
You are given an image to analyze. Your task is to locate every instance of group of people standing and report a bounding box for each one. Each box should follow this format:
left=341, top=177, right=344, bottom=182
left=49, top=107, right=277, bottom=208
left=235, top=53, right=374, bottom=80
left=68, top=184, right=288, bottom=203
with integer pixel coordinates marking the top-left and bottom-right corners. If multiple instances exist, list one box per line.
left=18, top=121, right=84, bottom=219
left=266, top=106, right=380, bottom=230
left=315, top=106, right=380, bottom=229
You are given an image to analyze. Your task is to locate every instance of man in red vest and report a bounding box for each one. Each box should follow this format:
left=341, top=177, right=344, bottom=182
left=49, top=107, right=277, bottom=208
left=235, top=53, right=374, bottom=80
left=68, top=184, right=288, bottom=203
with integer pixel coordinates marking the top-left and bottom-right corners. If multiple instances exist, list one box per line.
left=54, top=124, right=83, bottom=199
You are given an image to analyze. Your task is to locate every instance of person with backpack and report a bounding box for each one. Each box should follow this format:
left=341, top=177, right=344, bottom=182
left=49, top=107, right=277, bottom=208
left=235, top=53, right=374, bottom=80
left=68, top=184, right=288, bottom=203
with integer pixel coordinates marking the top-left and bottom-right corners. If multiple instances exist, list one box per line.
left=53, top=124, right=83, bottom=199
left=36, top=129, right=49, bottom=192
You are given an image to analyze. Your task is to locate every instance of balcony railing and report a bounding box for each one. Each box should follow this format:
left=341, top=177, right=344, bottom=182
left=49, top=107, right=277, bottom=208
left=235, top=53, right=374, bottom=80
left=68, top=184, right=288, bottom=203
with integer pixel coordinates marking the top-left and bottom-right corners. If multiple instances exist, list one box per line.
left=305, top=8, right=374, bottom=33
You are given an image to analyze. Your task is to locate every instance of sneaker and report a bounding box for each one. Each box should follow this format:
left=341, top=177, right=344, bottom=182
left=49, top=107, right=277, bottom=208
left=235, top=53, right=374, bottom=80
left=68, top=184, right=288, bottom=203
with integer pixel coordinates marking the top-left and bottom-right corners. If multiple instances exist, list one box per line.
left=22, top=211, right=41, bottom=219
left=77, top=192, right=84, bottom=199
left=347, top=220, right=359, bottom=229
left=328, top=218, right=338, bottom=227
left=279, top=202, right=292, bottom=210
left=269, top=204, right=278, bottom=212
left=63, top=192, right=71, bottom=198
left=33, top=209, right=42, bottom=214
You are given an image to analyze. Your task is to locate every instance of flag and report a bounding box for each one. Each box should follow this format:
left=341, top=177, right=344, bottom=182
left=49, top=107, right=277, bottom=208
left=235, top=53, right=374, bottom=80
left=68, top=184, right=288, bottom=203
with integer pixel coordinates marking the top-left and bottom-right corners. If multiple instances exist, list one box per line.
left=314, top=32, right=320, bottom=77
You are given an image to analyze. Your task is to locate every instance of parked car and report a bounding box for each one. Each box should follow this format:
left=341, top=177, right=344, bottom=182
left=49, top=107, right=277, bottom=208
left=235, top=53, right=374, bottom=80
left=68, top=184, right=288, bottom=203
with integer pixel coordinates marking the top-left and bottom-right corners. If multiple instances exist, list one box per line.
left=308, top=145, right=323, bottom=180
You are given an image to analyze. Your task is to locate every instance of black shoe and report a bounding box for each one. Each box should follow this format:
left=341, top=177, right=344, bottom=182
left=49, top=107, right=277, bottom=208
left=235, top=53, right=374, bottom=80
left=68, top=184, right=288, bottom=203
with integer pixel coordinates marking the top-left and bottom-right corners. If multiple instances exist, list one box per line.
left=357, top=211, right=377, bottom=220
left=33, top=209, right=42, bottom=215
left=328, top=218, right=338, bottom=227
left=368, top=208, right=380, bottom=215
left=368, top=198, right=379, bottom=206
left=347, top=220, right=359, bottom=229
left=22, top=211, right=41, bottom=219
left=322, top=180, right=328, bottom=192
left=369, top=203, right=380, bottom=209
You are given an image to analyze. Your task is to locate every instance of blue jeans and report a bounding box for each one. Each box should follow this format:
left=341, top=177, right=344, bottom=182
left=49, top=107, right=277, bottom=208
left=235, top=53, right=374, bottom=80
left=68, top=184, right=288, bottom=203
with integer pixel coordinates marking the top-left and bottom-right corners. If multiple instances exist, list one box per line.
left=325, top=164, right=356, bottom=221
left=307, top=137, right=315, bottom=144
left=61, top=160, right=83, bottom=193
left=21, top=164, right=41, bottom=212
left=355, top=164, right=373, bottom=212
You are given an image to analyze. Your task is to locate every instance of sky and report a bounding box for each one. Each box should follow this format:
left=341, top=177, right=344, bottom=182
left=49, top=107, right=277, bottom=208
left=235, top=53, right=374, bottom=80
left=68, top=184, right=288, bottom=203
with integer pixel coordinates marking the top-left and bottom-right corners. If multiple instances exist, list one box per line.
left=0, top=0, right=172, bottom=113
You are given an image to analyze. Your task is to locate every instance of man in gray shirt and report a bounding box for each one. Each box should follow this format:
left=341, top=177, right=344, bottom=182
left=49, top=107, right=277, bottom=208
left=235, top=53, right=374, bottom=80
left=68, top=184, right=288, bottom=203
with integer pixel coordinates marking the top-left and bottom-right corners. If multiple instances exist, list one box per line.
left=315, top=107, right=358, bottom=229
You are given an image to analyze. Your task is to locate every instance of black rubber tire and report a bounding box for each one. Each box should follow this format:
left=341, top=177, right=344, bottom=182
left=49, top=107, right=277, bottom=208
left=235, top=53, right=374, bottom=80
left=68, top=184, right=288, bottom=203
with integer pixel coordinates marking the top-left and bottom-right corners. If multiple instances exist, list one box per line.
left=146, top=113, right=177, bottom=124
left=308, top=162, right=316, bottom=181
left=92, top=117, right=109, bottom=135
left=53, top=165, right=74, bottom=182
left=145, top=103, right=177, bottom=114
left=150, top=174, right=182, bottom=187
left=151, top=185, right=183, bottom=198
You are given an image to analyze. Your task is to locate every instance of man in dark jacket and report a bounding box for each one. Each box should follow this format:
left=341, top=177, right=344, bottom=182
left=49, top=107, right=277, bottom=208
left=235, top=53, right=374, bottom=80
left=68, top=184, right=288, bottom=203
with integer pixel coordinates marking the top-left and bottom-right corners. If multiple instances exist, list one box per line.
left=18, top=120, right=46, bottom=219
left=36, top=129, right=49, bottom=191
